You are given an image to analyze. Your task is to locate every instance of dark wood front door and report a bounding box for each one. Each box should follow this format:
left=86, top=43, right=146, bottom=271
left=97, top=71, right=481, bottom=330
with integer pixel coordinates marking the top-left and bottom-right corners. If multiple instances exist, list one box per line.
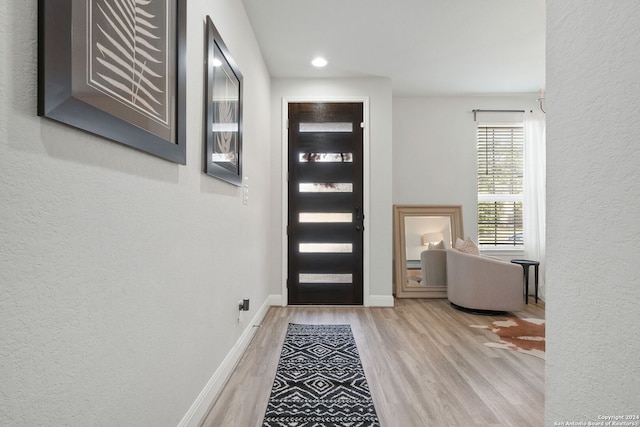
left=287, top=102, right=364, bottom=305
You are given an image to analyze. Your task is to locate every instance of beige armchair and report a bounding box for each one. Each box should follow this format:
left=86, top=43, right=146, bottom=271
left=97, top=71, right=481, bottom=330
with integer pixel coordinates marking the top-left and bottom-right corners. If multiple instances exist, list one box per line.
left=446, top=248, right=523, bottom=312
left=420, top=249, right=447, bottom=287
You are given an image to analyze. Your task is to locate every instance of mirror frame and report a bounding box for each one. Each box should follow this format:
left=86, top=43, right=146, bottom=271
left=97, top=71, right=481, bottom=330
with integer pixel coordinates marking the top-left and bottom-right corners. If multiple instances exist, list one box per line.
left=393, top=205, right=464, bottom=298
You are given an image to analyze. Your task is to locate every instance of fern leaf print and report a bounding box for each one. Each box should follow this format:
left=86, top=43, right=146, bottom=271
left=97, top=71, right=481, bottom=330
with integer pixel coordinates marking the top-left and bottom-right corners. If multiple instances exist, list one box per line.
left=88, top=0, right=169, bottom=125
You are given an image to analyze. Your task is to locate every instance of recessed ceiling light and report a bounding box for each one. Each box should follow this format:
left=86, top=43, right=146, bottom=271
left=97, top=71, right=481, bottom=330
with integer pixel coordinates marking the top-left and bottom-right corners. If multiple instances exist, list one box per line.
left=311, top=57, right=328, bottom=67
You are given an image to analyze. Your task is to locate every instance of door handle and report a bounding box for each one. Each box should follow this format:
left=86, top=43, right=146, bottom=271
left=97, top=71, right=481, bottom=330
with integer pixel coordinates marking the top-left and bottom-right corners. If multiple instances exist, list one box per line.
left=355, top=207, right=364, bottom=220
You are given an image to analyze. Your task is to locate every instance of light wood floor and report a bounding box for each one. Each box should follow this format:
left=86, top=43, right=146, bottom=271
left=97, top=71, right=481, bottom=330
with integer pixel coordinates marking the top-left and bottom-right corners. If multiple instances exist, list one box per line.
left=201, top=298, right=545, bottom=427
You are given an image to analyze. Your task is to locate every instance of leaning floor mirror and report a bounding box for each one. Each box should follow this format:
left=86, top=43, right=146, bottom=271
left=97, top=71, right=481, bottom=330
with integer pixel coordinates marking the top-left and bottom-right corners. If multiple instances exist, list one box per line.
left=393, top=205, right=464, bottom=298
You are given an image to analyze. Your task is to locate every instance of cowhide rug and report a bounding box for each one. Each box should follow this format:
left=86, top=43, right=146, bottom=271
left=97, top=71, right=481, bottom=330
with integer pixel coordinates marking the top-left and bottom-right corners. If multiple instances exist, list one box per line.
left=470, top=318, right=545, bottom=359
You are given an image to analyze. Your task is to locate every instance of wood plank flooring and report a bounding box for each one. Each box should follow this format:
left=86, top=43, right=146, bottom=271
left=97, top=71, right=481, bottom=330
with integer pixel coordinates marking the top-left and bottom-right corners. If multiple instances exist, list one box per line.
left=200, top=299, right=545, bottom=427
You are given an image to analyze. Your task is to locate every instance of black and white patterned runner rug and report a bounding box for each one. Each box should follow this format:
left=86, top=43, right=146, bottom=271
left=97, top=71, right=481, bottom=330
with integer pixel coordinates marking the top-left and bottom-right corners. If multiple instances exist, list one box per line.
left=262, top=323, right=381, bottom=427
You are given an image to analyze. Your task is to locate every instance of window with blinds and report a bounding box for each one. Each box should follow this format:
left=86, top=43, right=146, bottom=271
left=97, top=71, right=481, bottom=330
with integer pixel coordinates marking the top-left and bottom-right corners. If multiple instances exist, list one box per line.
left=477, top=124, right=524, bottom=246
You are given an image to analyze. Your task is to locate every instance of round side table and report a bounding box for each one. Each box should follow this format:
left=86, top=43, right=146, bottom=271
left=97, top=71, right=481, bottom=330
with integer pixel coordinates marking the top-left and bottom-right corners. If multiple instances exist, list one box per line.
left=510, top=259, right=540, bottom=304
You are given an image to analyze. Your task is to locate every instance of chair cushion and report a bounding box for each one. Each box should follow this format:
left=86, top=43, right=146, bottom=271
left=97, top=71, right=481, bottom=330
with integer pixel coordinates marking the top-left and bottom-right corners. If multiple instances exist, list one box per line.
left=428, top=240, right=445, bottom=250
left=455, top=237, right=479, bottom=255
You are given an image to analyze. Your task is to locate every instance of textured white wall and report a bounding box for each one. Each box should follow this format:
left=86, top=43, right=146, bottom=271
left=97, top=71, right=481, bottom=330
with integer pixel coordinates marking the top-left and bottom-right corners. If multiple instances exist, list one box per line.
left=546, top=1, right=640, bottom=424
left=269, top=78, right=393, bottom=301
left=393, top=95, right=538, bottom=241
left=0, top=1, right=272, bottom=425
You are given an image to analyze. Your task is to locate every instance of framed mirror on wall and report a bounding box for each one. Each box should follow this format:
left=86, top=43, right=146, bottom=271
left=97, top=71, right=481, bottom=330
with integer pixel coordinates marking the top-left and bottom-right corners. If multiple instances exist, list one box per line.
left=393, top=205, right=464, bottom=298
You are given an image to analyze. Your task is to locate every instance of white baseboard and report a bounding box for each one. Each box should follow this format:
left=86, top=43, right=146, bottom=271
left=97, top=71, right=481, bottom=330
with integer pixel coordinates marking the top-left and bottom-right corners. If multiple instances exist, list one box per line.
left=269, top=293, right=284, bottom=307
left=177, top=294, right=280, bottom=427
left=367, top=295, right=394, bottom=307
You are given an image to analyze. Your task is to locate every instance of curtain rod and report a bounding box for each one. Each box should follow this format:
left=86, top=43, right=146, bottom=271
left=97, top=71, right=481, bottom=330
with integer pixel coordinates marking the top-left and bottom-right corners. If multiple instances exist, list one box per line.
left=472, top=109, right=526, bottom=121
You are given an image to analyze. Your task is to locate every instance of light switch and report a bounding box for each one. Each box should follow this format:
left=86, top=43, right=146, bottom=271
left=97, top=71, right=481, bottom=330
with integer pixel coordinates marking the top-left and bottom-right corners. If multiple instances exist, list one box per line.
left=243, top=176, right=249, bottom=205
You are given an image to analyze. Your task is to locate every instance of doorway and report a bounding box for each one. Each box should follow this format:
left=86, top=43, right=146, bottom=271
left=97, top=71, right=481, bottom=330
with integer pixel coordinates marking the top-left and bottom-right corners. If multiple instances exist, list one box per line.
left=287, top=102, right=364, bottom=304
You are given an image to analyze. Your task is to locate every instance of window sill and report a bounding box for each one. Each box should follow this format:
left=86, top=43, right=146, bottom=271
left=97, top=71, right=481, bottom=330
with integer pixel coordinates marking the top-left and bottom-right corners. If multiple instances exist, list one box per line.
left=479, top=246, right=525, bottom=258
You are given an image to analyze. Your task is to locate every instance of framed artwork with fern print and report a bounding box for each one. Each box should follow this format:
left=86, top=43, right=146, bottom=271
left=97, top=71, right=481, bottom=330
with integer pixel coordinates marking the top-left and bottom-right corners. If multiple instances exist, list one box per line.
left=204, top=16, right=243, bottom=186
left=37, top=0, right=187, bottom=164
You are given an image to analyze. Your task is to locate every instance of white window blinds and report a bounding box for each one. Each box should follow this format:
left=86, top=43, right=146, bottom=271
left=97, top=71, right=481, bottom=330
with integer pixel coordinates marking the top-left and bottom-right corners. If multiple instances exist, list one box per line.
left=477, top=124, right=524, bottom=246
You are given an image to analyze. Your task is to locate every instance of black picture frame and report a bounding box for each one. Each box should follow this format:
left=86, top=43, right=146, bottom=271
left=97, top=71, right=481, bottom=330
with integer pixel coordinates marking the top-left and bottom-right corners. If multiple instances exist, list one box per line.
left=38, top=0, right=187, bottom=164
left=204, top=16, right=243, bottom=186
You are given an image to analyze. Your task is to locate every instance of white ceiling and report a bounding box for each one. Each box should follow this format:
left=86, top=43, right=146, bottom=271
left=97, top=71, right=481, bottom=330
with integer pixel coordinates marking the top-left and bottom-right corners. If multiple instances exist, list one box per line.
left=241, top=0, right=545, bottom=96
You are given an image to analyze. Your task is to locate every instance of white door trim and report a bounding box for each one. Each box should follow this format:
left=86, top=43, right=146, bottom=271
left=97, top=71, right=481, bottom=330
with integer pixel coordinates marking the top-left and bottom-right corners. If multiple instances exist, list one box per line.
left=281, top=96, right=372, bottom=306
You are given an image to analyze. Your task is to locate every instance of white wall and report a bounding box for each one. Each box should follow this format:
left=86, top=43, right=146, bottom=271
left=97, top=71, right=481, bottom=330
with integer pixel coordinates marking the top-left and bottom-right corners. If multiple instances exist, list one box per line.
left=393, top=95, right=539, bottom=242
left=0, top=1, right=272, bottom=425
left=269, top=78, right=394, bottom=303
left=546, top=2, right=640, bottom=425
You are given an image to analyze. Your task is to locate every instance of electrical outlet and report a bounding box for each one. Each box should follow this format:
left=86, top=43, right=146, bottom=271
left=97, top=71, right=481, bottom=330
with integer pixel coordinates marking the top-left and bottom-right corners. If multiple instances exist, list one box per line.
left=238, top=298, right=250, bottom=311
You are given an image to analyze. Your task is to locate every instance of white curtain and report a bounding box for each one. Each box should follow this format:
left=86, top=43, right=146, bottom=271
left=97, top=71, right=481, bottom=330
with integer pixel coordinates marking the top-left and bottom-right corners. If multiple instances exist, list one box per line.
left=523, top=112, right=546, bottom=300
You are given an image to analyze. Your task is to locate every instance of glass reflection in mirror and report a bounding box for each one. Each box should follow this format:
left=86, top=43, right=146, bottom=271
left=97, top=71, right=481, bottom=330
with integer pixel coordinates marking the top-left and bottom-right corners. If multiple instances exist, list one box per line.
left=404, top=216, right=453, bottom=261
